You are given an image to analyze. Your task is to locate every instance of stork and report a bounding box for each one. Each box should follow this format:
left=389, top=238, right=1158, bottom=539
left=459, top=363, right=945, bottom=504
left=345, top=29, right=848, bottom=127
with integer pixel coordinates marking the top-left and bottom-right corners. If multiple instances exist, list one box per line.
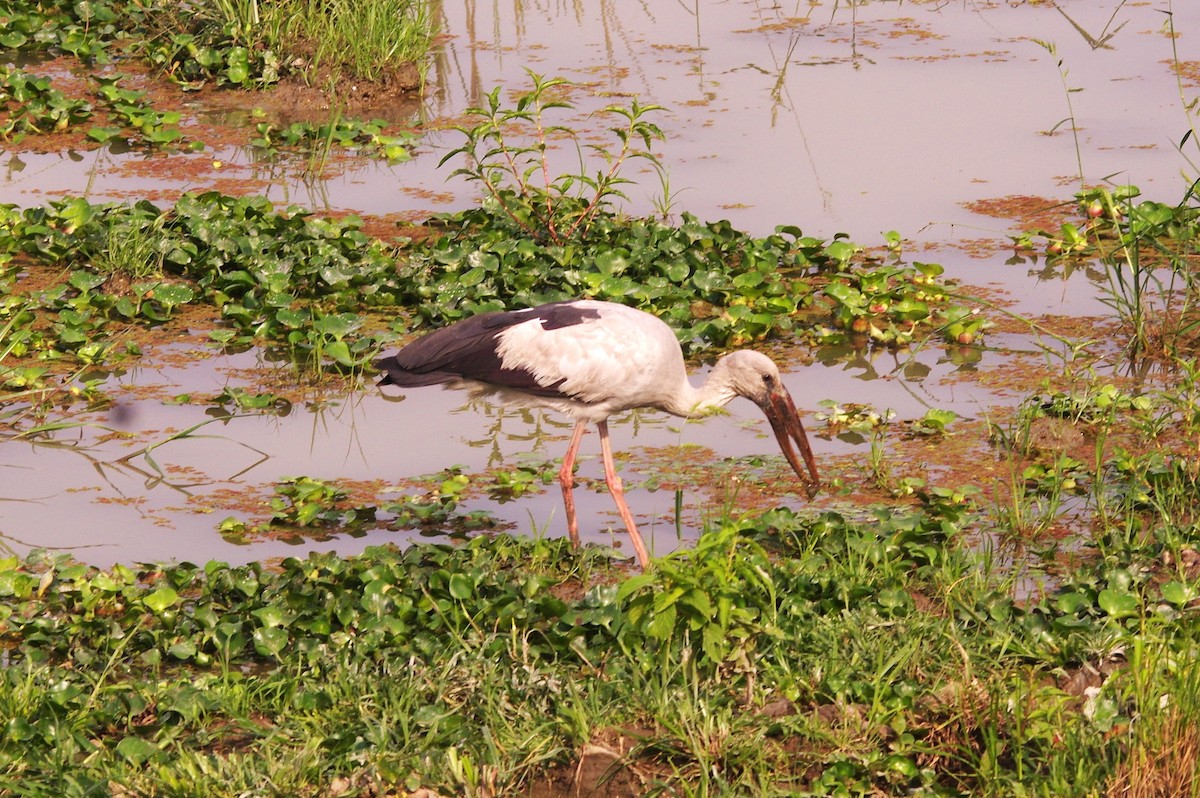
left=375, top=299, right=820, bottom=569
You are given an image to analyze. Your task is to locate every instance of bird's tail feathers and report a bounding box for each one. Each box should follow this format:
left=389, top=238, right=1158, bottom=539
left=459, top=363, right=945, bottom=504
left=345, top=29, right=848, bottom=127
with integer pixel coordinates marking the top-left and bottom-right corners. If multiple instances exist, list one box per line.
left=375, top=356, right=459, bottom=387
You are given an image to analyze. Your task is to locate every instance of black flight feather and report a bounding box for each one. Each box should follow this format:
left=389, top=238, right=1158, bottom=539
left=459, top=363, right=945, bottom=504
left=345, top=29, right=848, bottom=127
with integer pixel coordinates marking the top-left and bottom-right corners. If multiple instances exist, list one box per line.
left=375, top=302, right=602, bottom=397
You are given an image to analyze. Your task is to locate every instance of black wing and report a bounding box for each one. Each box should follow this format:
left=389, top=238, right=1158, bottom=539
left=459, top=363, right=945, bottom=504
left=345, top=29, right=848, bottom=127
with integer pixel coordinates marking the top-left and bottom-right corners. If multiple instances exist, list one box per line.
left=375, top=302, right=602, bottom=395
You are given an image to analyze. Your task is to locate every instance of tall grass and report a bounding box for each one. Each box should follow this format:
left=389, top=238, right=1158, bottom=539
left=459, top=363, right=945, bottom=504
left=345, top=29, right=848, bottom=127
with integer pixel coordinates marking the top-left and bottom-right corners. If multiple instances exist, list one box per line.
left=204, top=0, right=433, bottom=87
left=266, top=0, right=432, bottom=86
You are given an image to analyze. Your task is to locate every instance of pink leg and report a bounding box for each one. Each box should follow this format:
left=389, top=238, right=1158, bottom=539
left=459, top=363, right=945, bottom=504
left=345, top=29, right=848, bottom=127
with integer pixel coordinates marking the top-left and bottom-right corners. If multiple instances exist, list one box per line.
left=558, top=420, right=588, bottom=549
left=597, top=420, right=651, bottom=570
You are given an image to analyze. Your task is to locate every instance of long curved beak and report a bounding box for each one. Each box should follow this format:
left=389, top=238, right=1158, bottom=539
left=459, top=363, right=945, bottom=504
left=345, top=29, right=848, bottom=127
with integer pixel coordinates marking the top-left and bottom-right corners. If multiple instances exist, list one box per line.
left=761, top=387, right=820, bottom=495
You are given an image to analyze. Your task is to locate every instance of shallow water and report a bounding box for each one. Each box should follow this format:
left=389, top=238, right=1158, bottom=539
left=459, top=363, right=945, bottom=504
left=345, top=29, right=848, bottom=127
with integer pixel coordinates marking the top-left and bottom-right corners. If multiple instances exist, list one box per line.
left=1, top=0, right=1195, bottom=566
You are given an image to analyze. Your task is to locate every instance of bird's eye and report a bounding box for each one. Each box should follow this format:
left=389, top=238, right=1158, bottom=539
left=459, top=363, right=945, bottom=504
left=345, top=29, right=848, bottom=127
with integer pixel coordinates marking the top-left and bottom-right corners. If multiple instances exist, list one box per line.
left=762, top=374, right=774, bottom=386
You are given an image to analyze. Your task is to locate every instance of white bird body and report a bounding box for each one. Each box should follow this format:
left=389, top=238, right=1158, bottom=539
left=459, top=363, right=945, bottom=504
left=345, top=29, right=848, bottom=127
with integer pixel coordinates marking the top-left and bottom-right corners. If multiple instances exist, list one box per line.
left=376, top=299, right=819, bottom=569
left=474, top=301, right=733, bottom=421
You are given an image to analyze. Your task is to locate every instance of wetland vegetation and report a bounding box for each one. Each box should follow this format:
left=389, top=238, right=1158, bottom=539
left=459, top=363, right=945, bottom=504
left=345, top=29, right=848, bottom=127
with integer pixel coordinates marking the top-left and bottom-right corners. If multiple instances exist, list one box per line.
left=2, top=1, right=1200, bottom=796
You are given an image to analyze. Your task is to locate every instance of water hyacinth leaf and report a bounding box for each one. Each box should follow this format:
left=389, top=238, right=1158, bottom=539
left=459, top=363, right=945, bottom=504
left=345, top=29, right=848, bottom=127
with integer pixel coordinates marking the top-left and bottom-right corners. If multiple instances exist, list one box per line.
left=233, top=571, right=260, bottom=598
left=68, top=270, right=105, bottom=292
left=448, top=572, right=474, bottom=600
left=1160, top=581, right=1195, bottom=607
left=691, top=269, right=726, bottom=293
left=224, top=46, right=250, bottom=84
left=890, top=298, right=929, bottom=322
left=168, top=640, right=197, bottom=660
left=5, top=717, right=35, bottom=742
left=1055, top=591, right=1091, bottom=615
left=275, top=308, right=309, bottom=328
left=876, top=588, right=911, bottom=612
left=0, top=570, right=37, bottom=598
left=1108, top=568, right=1135, bottom=592
left=87, top=126, right=123, bottom=142
left=594, top=250, right=628, bottom=276
left=142, top=587, right=178, bottom=613
left=252, top=605, right=287, bottom=628
left=159, top=686, right=215, bottom=723
left=116, top=736, right=160, bottom=766
left=920, top=408, right=958, bottom=431
left=312, top=313, right=360, bottom=338
left=661, top=259, right=690, bottom=282
left=113, top=296, right=136, bottom=317
left=252, top=626, right=289, bottom=656
left=732, top=270, right=764, bottom=289
left=153, top=283, right=195, bottom=308
left=325, top=340, right=354, bottom=366
left=823, top=282, right=863, bottom=305
left=823, top=240, right=856, bottom=264
left=1097, top=589, right=1138, bottom=618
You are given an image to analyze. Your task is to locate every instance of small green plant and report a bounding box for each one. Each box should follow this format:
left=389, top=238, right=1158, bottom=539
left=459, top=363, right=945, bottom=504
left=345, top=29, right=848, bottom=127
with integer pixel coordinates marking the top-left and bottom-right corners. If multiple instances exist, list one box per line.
left=219, top=476, right=376, bottom=541
left=139, top=0, right=283, bottom=89
left=487, top=462, right=554, bottom=502
left=382, top=469, right=496, bottom=531
left=89, top=208, right=170, bottom=280
left=0, top=66, right=93, bottom=140
left=251, top=115, right=415, bottom=166
left=440, top=72, right=665, bottom=245
left=268, top=476, right=367, bottom=527
left=1020, top=183, right=1200, bottom=358
left=816, top=400, right=895, bottom=436
left=992, top=454, right=1088, bottom=541
left=1033, top=381, right=1155, bottom=425
left=618, top=522, right=779, bottom=667
left=89, top=74, right=191, bottom=149
left=818, top=258, right=987, bottom=346
left=0, top=0, right=121, bottom=61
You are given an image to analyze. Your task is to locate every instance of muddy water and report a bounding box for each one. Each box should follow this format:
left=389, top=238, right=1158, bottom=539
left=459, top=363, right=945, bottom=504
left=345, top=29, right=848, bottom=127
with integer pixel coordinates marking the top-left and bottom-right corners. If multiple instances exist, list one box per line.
left=1, top=1, right=1196, bottom=566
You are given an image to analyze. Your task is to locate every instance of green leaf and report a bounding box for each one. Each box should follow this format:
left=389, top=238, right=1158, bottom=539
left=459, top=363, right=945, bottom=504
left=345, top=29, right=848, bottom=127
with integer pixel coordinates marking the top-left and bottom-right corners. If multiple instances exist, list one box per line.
left=594, top=250, right=628, bottom=276
left=616, top=573, right=655, bottom=602
left=142, top=587, right=179, bottom=613
left=69, top=271, right=105, bottom=292
left=116, top=736, right=160, bottom=766
left=153, top=283, right=195, bottom=307
left=87, top=126, right=123, bottom=142
left=1161, top=581, right=1194, bottom=607
left=823, top=240, right=856, bottom=263
left=645, top=604, right=676, bottom=640
left=448, top=572, right=474, bottom=600
left=325, top=340, right=354, bottom=366
left=459, top=266, right=486, bottom=287
left=1097, top=589, right=1138, bottom=618
left=1055, top=591, right=1091, bottom=615
left=920, top=408, right=957, bottom=430
left=252, top=626, right=289, bottom=656
left=252, top=605, right=287, bottom=628
left=890, top=298, right=930, bottom=321
left=702, top=623, right=726, bottom=662
left=168, top=641, right=198, bottom=660
left=224, top=47, right=250, bottom=84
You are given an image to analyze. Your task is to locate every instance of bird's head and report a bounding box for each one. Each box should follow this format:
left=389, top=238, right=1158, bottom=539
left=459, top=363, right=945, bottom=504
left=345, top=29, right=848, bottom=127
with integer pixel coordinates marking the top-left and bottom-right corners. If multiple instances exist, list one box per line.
left=717, top=351, right=821, bottom=491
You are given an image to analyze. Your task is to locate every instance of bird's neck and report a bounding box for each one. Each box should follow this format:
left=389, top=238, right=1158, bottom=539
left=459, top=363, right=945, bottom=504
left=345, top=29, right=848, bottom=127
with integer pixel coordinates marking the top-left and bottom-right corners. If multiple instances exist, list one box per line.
left=663, top=367, right=739, bottom=419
